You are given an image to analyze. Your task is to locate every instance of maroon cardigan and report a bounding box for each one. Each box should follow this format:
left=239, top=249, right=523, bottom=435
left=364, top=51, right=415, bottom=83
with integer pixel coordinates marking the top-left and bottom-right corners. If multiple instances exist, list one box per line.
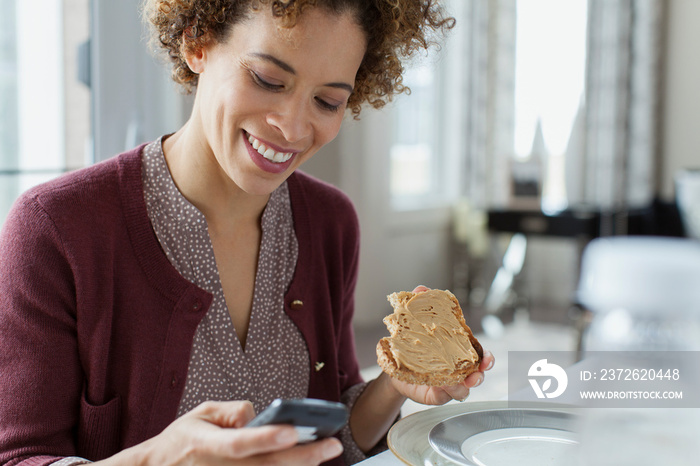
left=0, top=144, right=363, bottom=465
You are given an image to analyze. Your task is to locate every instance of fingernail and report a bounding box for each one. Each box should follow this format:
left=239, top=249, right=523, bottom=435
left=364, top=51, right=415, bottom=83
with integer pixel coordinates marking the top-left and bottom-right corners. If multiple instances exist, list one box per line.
left=324, top=439, right=343, bottom=458
left=486, top=352, right=495, bottom=371
left=473, top=374, right=484, bottom=388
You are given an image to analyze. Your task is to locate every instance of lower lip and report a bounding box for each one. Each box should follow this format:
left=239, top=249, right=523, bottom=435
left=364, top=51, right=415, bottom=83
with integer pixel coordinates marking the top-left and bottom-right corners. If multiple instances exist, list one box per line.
left=244, top=132, right=296, bottom=174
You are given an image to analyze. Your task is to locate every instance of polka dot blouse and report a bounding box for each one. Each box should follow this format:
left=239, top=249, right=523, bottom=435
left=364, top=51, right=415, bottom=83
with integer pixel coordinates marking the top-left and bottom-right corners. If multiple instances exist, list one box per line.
left=142, top=138, right=309, bottom=416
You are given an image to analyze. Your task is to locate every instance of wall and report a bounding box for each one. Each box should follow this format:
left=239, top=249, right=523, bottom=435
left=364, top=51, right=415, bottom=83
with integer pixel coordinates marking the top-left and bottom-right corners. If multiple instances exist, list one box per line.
left=64, top=0, right=90, bottom=169
left=91, top=0, right=191, bottom=162
left=660, top=0, right=700, bottom=199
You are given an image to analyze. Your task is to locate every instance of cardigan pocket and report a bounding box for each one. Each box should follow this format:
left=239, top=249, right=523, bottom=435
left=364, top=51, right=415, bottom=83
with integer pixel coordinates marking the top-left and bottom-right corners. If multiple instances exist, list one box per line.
left=77, top=388, right=122, bottom=461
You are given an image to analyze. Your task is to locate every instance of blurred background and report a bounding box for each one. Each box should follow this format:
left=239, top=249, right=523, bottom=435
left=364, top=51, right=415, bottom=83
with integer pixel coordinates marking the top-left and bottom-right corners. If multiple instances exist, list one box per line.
left=2, top=0, right=699, bottom=384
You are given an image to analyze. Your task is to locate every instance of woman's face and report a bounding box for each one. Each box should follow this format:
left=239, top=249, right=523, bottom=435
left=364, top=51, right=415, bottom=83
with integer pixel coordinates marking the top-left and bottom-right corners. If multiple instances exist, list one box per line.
left=187, top=7, right=367, bottom=196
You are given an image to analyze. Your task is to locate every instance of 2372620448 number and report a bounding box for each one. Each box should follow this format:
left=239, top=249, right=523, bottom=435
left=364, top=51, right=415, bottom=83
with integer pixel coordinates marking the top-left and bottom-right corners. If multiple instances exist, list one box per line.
left=599, top=368, right=680, bottom=381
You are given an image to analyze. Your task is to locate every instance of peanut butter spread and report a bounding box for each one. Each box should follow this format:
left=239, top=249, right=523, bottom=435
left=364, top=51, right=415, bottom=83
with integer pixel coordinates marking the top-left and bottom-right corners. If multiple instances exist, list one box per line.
left=383, top=290, right=479, bottom=374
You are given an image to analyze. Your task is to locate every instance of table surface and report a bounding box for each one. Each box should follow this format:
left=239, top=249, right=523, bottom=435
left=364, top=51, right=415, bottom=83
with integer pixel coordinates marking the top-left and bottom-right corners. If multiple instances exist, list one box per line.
left=356, top=449, right=404, bottom=465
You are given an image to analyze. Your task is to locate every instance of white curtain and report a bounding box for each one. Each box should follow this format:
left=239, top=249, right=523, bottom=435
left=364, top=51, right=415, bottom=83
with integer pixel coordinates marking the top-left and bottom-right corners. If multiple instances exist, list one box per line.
left=459, top=0, right=516, bottom=210
left=459, top=0, right=667, bottom=231
left=584, top=0, right=665, bottom=213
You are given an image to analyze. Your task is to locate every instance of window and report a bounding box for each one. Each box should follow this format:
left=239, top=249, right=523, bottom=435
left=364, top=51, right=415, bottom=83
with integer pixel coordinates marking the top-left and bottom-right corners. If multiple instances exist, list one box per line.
left=387, top=0, right=466, bottom=214
left=513, top=0, right=588, bottom=160
left=388, top=0, right=584, bottom=215
left=0, top=0, right=90, bottom=225
left=389, top=64, right=440, bottom=209
left=0, top=0, right=20, bottom=222
left=513, top=0, right=588, bottom=214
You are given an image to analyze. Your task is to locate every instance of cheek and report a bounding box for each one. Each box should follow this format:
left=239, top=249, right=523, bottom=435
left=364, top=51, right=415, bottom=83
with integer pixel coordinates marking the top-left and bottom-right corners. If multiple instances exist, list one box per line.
left=206, top=78, right=257, bottom=123
left=316, top=116, right=345, bottom=147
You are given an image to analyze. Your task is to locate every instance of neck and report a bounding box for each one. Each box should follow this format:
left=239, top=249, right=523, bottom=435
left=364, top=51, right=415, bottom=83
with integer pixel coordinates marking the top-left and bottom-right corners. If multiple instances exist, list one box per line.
left=162, top=124, right=270, bottom=228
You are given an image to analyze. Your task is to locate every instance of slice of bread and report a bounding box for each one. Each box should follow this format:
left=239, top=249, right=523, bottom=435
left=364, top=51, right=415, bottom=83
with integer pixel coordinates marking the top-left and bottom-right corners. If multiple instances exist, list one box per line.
left=376, top=289, right=483, bottom=386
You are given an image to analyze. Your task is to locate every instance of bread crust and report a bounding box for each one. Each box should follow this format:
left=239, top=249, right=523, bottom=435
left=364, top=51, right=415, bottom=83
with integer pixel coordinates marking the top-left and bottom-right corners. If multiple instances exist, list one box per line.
left=376, top=290, right=483, bottom=386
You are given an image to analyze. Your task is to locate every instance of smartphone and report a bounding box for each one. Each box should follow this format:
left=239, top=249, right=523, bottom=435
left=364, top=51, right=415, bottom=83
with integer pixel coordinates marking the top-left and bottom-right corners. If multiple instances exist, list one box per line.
left=246, top=398, right=349, bottom=443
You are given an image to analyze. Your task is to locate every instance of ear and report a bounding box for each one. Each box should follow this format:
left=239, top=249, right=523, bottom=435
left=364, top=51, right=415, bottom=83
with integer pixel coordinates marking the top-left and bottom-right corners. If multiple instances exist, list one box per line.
left=183, top=43, right=206, bottom=74
left=181, top=27, right=211, bottom=75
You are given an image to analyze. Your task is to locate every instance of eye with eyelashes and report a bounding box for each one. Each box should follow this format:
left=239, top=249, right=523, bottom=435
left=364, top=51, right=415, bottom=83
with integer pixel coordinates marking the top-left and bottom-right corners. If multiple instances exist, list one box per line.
left=250, top=70, right=284, bottom=91
left=249, top=70, right=343, bottom=113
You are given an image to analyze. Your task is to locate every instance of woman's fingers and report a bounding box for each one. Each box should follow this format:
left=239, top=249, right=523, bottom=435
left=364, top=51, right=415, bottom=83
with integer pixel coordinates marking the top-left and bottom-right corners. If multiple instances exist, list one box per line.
left=463, top=371, right=485, bottom=389
left=193, top=400, right=256, bottom=428
left=480, top=350, right=495, bottom=372
left=176, top=402, right=297, bottom=460
left=441, top=370, right=485, bottom=402
left=176, top=419, right=342, bottom=465
left=206, top=424, right=299, bottom=458
left=281, top=438, right=344, bottom=465
left=222, top=431, right=343, bottom=465
left=424, top=387, right=453, bottom=405
left=441, top=384, right=470, bottom=402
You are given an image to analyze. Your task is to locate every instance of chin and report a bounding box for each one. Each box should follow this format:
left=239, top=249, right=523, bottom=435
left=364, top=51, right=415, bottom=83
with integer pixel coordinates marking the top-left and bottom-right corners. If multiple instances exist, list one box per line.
left=236, top=174, right=289, bottom=198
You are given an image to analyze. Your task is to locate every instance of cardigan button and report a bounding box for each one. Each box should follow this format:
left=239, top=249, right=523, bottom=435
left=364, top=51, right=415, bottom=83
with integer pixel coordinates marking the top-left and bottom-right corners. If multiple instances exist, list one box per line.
left=290, top=299, right=304, bottom=311
left=192, top=300, right=202, bottom=312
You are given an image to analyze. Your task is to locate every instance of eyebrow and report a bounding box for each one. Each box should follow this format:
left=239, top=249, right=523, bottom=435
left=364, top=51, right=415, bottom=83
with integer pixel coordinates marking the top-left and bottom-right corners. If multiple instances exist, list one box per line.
left=251, top=52, right=355, bottom=94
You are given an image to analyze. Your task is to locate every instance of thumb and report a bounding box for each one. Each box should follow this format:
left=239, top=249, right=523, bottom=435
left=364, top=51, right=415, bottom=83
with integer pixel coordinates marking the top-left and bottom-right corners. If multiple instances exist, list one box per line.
left=192, top=400, right=256, bottom=428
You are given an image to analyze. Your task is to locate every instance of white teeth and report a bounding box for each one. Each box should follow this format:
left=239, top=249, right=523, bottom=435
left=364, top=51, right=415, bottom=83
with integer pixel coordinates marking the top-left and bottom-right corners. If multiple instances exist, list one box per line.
left=247, top=133, right=294, bottom=164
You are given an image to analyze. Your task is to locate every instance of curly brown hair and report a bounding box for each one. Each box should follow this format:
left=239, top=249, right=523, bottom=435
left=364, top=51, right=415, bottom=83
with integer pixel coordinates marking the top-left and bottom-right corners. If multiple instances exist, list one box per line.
left=142, top=0, right=455, bottom=117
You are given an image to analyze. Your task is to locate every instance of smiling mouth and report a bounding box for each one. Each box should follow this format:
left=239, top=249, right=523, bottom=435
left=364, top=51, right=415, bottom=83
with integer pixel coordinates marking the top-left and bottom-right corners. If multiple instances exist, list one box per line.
left=246, top=132, right=295, bottom=163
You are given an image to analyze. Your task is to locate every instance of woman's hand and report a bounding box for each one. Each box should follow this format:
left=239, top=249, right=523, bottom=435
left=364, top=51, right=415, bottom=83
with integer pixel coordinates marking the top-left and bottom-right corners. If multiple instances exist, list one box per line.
left=350, top=348, right=494, bottom=450
left=389, top=285, right=496, bottom=405
left=100, top=401, right=343, bottom=466
left=388, top=350, right=495, bottom=405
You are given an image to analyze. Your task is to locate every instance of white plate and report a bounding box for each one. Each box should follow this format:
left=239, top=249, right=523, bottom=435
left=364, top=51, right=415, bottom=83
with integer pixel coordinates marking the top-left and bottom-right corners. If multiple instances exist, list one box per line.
left=387, top=401, right=579, bottom=466
left=429, top=408, right=579, bottom=465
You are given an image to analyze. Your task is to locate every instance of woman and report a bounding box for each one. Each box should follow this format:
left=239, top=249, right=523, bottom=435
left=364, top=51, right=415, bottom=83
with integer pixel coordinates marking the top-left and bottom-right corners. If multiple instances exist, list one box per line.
left=0, top=1, right=494, bottom=465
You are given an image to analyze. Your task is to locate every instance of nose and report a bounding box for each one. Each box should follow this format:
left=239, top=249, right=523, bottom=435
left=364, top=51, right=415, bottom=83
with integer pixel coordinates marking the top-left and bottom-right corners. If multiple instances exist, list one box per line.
left=266, top=94, right=313, bottom=144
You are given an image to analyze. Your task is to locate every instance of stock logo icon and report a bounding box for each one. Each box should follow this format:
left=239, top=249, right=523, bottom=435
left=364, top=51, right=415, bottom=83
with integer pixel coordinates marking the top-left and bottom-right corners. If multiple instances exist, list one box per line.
left=528, top=359, right=568, bottom=399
